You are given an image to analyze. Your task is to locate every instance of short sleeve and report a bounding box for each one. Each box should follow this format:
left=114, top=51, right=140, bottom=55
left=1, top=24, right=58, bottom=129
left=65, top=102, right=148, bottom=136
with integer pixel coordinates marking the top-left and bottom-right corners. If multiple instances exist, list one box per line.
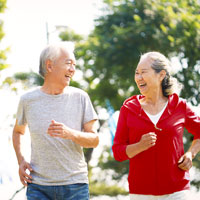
left=82, top=93, right=98, bottom=124
left=185, top=102, right=200, bottom=140
left=16, top=96, right=27, bottom=125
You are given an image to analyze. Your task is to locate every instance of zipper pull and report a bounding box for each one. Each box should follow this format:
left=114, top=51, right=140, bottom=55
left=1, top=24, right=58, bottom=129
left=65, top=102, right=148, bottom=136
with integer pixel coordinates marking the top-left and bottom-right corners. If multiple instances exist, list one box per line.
left=154, top=125, right=162, bottom=131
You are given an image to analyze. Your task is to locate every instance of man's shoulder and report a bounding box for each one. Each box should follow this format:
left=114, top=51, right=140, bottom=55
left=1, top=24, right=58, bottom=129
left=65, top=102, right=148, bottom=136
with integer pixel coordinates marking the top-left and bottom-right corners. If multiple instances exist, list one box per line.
left=20, top=87, right=41, bottom=101
left=66, top=86, right=88, bottom=97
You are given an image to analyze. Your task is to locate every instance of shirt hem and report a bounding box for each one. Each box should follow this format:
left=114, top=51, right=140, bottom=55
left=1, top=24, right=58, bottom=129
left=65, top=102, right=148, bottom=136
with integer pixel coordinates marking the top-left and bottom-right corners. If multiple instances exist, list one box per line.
left=32, top=179, right=89, bottom=186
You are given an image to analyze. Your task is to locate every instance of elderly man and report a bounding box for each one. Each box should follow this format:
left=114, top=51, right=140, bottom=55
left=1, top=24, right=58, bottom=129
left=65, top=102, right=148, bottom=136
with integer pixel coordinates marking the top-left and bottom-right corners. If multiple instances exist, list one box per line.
left=12, top=42, right=99, bottom=200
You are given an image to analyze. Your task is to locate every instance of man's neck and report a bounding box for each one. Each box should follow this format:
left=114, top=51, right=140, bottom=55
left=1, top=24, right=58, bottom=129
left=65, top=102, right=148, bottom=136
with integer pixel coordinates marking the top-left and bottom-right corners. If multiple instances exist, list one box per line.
left=41, top=82, right=66, bottom=95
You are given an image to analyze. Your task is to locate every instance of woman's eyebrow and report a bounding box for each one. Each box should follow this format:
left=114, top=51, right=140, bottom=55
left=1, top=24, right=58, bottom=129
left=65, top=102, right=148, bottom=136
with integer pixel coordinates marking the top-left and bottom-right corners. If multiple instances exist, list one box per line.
left=135, top=68, right=149, bottom=72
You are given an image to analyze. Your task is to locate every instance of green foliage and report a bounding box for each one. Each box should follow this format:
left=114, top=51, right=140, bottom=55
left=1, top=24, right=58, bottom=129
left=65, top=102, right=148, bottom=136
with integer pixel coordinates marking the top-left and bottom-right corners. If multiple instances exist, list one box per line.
left=0, top=0, right=7, bottom=12
left=183, top=129, right=200, bottom=187
left=14, top=72, right=44, bottom=87
left=74, top=0, right=200, bottom=191
left=89, top=147, right=129, bottom=196
left=59, top=28, right=83, bottom=42
left=0, top=0, right=8, bottom=73
left=75, top=0, right=200, bottom=109
left=98, top=147, right=129, bottom=180
left=90, top=182, right=128, bottom=196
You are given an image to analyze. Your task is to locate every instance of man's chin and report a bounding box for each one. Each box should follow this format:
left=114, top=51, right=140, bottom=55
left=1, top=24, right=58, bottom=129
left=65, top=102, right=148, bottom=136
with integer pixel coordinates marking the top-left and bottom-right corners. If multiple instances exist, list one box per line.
left=64, top=81, right=70, bottom=87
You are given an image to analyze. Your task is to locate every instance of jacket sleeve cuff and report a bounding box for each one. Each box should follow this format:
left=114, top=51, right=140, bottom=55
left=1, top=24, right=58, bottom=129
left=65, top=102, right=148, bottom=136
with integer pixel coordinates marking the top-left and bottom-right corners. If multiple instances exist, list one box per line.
left=112, top=144, right=129, bottom=162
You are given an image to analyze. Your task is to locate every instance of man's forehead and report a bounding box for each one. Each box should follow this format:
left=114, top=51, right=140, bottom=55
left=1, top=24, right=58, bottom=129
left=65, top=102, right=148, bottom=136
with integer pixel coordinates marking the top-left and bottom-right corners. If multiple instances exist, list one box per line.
left=61, top=50, right=75, bottom=60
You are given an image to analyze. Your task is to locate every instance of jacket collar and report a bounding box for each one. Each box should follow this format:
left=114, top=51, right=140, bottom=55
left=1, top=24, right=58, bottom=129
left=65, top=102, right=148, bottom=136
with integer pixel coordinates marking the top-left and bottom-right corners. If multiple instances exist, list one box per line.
left=123, top=93, right=180, bottom=122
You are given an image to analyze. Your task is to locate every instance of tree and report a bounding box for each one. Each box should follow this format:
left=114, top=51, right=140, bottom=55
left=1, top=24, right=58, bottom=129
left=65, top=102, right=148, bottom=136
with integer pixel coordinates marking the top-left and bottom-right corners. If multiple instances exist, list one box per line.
left=0, top=0, right=8, bottom=73
left=74, top=0, right=200, bottom=190
left=76, top=0, right=200, bottom=108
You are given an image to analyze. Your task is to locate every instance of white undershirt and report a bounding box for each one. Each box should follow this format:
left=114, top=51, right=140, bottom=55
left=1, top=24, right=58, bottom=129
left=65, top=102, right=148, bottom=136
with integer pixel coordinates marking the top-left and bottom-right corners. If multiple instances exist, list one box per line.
left=143, top=102, right=168, bottom=125
left=130, top=190, right=188, bottom=200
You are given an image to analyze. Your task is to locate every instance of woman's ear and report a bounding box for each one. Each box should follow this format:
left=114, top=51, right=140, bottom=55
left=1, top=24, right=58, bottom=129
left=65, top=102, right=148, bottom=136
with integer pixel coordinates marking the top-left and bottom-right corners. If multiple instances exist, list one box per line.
left=45, top=59, right=53, bottom=73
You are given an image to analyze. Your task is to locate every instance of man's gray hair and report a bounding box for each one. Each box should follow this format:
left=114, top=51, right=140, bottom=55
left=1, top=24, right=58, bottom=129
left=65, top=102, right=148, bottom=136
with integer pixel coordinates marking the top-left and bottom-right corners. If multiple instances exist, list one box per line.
left=39, top=41, right=75, bottom=78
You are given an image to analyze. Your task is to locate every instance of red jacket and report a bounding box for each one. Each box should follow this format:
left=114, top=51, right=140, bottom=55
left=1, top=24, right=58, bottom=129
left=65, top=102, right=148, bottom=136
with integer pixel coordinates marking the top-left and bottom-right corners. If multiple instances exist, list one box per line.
left=112, top=94, right=200, bottom=195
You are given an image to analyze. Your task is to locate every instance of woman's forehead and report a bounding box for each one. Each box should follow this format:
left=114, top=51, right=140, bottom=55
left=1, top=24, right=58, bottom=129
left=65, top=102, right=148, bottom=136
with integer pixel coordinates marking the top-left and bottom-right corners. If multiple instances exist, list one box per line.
left=136, top=57, right=153, bottom=70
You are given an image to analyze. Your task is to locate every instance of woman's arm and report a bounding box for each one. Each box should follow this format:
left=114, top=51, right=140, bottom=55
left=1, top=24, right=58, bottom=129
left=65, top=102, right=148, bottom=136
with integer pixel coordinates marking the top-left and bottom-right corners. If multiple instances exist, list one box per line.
left=178, top=139, right=200, bottom=170
left=126, top=132, right=157, bottom=158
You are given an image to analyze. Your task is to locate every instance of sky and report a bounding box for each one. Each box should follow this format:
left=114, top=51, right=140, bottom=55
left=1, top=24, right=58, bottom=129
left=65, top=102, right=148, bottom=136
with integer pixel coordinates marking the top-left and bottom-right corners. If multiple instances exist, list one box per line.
left=1, top=0, right=103, bottom=78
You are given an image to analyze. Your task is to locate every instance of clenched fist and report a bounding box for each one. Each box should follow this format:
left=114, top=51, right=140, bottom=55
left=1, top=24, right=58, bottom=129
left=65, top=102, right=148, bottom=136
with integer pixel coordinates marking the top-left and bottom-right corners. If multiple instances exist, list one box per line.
left=139, top=132, right=157, bottom=151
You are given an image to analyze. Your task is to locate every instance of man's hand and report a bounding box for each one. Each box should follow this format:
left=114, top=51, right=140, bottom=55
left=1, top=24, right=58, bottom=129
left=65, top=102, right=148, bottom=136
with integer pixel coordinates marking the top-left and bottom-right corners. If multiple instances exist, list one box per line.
left=47, top=120, right=74, bottom=139
left=19, top=160, right=33, bottom=186
left=47, top=119, right=99, bottom=148
left=178, top=152, right=193, bottom=171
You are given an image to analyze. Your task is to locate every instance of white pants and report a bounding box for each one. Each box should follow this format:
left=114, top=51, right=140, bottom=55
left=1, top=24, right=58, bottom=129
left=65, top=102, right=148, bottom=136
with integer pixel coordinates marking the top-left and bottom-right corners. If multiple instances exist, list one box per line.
left=130, top=190, right=188, bottom=200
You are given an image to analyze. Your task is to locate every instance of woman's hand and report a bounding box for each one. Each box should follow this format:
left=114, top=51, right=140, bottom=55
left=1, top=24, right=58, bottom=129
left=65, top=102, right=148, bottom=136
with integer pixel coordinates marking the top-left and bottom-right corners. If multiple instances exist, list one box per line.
left=139, top=132, right=157, bottom=151
left=178, top=152, right=193, bottom=171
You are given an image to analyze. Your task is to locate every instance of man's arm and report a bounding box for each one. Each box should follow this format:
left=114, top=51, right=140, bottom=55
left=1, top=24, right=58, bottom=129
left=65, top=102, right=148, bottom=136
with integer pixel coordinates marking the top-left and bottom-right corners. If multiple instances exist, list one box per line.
left=178, top=139, right=200, bottom=170
left=12, top=120, right=32, bottom=186
left=47, top=119, right=99, bottom=148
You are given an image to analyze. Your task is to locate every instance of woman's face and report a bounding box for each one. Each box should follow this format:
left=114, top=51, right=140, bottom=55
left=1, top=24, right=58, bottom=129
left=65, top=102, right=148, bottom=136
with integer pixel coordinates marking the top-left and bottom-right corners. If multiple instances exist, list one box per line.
left=134, top=57, right=164, bottom=96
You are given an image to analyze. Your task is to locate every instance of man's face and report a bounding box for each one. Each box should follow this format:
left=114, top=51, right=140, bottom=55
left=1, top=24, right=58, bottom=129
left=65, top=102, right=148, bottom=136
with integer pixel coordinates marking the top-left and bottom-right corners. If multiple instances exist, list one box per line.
left=50, top=50, right=76, bottom=87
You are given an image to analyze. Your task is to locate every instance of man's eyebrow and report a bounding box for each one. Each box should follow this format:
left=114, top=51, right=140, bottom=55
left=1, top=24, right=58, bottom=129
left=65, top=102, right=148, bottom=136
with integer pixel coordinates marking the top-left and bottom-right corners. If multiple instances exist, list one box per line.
left=65, top=59, right=73, bottom=62
left=65, top=59, right=76, bottom=64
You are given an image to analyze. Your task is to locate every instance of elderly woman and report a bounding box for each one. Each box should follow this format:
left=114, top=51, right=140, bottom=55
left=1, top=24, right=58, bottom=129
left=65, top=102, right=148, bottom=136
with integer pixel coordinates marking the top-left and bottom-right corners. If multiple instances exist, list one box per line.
left=112, top=52, right=200, bottom=200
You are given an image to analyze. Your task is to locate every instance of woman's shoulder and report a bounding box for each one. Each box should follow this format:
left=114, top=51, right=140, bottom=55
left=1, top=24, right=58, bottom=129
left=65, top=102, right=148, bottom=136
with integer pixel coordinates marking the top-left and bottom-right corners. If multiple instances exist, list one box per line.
left=168, top=93, right=186, bottom=105
left=121, top=95, right=142, bottom=114
left=123, top=94, right=143, bottom=105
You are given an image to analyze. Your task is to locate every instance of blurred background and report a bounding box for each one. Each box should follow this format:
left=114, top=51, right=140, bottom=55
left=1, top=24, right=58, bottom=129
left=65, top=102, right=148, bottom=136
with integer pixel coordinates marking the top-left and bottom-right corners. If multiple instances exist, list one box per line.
left=0, top=0, right=200, bottom=199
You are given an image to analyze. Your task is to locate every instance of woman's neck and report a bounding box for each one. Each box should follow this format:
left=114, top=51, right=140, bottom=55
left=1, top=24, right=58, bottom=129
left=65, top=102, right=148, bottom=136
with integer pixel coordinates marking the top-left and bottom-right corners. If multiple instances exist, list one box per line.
left=141, top=95, right=167, bottom=106
left=139, top=92, right=168, bottom=115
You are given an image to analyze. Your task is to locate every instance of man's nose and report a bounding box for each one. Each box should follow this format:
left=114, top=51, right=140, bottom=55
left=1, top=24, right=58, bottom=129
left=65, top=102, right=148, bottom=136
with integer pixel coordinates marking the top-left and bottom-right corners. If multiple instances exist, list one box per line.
left=68, top=65, right=75, bottom=72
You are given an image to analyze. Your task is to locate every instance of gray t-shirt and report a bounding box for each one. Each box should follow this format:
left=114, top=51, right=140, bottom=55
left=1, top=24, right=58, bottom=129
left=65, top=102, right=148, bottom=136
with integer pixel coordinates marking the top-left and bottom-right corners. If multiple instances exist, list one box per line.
left=16, top=86, right=98, bottom=185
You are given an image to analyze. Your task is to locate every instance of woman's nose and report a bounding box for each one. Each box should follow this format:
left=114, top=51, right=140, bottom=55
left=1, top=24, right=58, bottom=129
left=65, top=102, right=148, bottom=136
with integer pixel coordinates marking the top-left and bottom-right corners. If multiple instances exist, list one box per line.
left=136, top=74, right=143, bottom=80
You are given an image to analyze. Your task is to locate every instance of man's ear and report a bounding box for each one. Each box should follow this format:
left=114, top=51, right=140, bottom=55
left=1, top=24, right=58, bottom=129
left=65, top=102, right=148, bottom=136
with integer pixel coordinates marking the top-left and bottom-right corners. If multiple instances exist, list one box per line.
left=46, top=59, right=53, bottom=73
left=160, top=70, right=167, bottom=81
